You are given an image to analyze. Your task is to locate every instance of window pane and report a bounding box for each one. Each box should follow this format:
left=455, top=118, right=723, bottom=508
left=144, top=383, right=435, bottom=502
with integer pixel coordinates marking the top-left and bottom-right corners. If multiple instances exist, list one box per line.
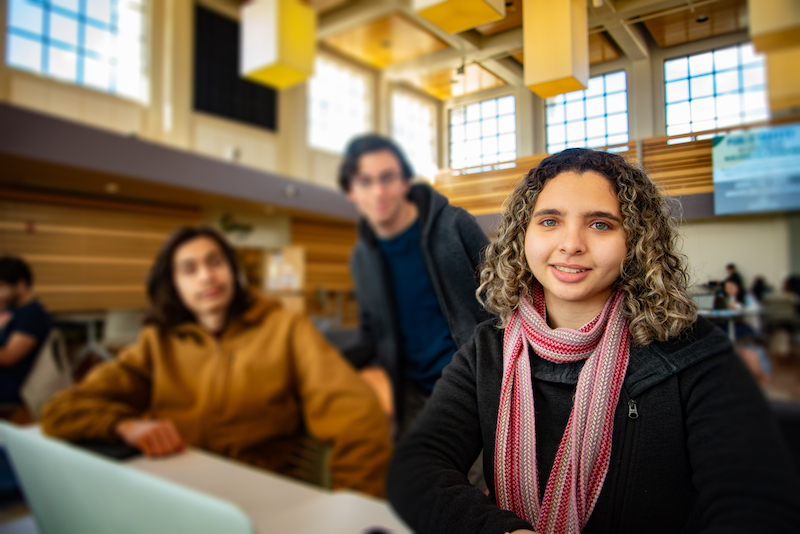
left=47, top=46, right=77, bottom=81
left=743, top=66, right=765, bottom=89
left=6, top=34, right=42, bottom=72
left=689, top=51, right=713, bottom=76
left=451, top=108, right=465, bottom=125
left=740, top=43, right=760, bottom=66
left=605, top=71, right=626, bottom=93
left=691, top=96, right=715, bottom=122
left=481, top=99, right=497, bottom=118
left=451, top=124, right=465, bottom=143
left=85, top=26, right=112, bottom=56
left=87, top=0, right=113, bottom=24
left=606, top=92, right=627, bottom=114
left=482, top=117, right=498, bottom=137
left=497, top=95, right=515, bottom=115
left=53, top=0, right=79, bottom=11
left=585, top=76, right=604, bottom=97
left=566, top=121, right=585, bottom=142
left=714, top=46, right=738, bottom=71
left=84, top=56, right=110, bottom=90
left=492, top=114, right=512, bottom=135
left=666, top=79, right=689, bottom=103
left=607, top=113, right=627, bottom=135
left=717, top=94, right=741, bottom=118
left=9, top=0, right=44, bottom=35
left=565, top=89, right=584, bottom=101
left=466, top=103, right=480, bottom=122
left=667, top=102, right=691, bottom=126
left=690, top=74, right=714, bottom=99
left=586, top=116, right=605, bottom=138
left=49, top=12, right=78, bottom=47
left=665, top=57, right=688, bottom=81
left=548, top=124, right=566, bottom=144
left=585, top=96, right=604, bottom=117
left=566, top=100, right=583, bottom=122
left=498, top=133, right=515, bottom=153
left=715, top=71, right=739, bottom=94
left=466, top=121, right=481, bottom=140
left=547, top=103, right=565, bottom=123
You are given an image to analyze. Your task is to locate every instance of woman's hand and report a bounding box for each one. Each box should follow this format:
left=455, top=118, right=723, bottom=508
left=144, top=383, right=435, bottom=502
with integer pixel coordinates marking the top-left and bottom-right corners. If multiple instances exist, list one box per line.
left=115, top=418, right=186, bottom=457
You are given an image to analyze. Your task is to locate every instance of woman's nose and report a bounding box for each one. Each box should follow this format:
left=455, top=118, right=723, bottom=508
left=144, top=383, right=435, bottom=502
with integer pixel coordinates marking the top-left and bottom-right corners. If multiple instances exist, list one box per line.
left=559, top=226, right=585, bottom=255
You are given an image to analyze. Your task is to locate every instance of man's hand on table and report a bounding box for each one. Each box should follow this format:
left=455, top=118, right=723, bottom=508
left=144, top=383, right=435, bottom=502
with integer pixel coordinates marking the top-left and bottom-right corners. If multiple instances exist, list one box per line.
left=115, top=419, right=186, bottom=457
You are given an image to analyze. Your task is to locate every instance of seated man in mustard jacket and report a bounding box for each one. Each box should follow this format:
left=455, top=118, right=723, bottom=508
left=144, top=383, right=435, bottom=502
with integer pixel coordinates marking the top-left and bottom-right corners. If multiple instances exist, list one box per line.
left=41, top=226, right=391, bottom=498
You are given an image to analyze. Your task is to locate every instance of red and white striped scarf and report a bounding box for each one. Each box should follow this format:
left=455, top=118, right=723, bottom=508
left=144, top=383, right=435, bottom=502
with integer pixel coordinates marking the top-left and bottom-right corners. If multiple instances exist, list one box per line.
left=494, top=284, right=630, bottom=534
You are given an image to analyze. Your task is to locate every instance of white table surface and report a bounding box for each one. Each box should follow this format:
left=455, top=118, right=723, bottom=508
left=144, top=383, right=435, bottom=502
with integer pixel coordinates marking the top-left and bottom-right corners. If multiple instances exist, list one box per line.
left=2, top=442, right=412, bottom=534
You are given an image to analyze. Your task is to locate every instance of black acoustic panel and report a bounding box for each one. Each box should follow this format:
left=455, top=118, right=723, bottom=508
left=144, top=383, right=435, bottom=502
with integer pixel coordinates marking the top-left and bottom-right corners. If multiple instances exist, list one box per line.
left=193, top=5, right=278, bottom=131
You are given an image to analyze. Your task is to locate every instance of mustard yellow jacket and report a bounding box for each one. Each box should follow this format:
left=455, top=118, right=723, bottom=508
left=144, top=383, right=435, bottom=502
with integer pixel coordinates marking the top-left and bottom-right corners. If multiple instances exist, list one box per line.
left=41, top=296, right=392, bottom=497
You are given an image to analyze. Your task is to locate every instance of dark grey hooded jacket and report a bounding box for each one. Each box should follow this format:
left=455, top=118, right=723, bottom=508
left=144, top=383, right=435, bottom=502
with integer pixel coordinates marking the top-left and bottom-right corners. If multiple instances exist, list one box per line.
left=344, top=183, right=491, bottom=414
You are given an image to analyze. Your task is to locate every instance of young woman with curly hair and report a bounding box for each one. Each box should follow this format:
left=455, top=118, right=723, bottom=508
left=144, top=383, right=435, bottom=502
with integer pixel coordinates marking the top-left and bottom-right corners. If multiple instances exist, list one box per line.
left=387, top=148, right=800, bottom=534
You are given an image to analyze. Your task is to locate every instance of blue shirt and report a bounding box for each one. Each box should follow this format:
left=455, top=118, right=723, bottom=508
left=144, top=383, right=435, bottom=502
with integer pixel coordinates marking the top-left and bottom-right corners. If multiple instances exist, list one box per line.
left=378, top=220, right=457, bottom=392
left=0, top=299, right=52, bottom=403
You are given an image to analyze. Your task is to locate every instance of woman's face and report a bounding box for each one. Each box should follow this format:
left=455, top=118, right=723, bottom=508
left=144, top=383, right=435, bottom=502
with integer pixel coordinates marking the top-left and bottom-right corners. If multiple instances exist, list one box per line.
left=172, top=236, right=234, bottom=319
left=524, top=170, right=628, bottom=317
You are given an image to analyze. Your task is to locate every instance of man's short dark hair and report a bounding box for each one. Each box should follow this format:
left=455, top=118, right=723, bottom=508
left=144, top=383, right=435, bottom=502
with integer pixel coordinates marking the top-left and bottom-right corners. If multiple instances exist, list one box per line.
left=144, top=226, right=253, bottom=331
left=726, top=263, right=736, bottom=271
left=0, top=256, right=33, bottom=287
left=338, top=134, right=414, bottom=192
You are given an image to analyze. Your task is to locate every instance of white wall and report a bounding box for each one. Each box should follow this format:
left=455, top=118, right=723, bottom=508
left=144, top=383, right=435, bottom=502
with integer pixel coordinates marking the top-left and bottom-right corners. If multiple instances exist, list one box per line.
left=679, top=214, right=790, bottom=291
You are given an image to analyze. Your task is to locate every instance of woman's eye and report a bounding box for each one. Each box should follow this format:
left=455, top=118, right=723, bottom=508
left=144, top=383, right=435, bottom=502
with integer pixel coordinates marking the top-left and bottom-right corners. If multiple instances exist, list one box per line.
left=591, top=221, right=610, bottom=230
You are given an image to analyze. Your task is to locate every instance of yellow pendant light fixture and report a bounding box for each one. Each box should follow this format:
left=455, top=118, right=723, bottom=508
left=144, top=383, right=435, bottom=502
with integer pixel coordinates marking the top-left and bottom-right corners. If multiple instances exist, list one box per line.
left=241, top=0, right=317, bottom=90
left=413, top=0, right=506, bottom=34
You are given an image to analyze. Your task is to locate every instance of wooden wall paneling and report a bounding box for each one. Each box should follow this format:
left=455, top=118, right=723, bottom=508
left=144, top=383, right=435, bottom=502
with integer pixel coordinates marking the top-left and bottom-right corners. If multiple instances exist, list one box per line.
left=290, top=218, right=358, bottom=327
left=642, top=0, right=747, bottom=49
left=1, top=199, right=200, bottom=312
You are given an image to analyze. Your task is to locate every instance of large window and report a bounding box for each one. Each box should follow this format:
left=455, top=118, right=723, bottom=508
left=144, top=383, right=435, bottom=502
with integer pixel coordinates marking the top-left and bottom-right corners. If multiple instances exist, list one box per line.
left=308, top=54, right=372, bottom=154
left=664, top=42, right=768, bottom=136
left=391, top=89, right=437, bottom=179
left=545, top=71, right=628, bottom=154
left=5, top=0, right=150, bottom=103
left=449, top=95, right=515, bottom=170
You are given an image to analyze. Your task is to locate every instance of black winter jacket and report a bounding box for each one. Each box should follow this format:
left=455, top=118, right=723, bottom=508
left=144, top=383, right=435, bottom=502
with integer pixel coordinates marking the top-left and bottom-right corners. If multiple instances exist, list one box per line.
left=387, top=317, right=800, bottom=534
left=344, top=183, right=490, bottom=414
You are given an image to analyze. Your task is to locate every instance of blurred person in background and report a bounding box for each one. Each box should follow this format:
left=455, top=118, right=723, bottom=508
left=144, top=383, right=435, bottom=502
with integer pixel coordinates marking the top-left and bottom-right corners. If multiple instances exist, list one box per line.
left=40, top=226, right=391, bottom=497
left=0, top=256, right=52, bottom=408
left=725, top=263, right=746, bottom=304
left=337, top=134, right=490, bottom=438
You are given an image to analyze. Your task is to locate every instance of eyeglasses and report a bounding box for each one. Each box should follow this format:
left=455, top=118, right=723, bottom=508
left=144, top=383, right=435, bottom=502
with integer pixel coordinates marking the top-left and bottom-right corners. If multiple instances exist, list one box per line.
left=351, top=173, right=403, bottom=190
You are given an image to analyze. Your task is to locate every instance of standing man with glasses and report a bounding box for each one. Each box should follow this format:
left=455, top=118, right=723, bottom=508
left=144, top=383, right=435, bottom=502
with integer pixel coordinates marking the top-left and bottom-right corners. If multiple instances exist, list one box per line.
left=339, top=134, right=490, bottom=439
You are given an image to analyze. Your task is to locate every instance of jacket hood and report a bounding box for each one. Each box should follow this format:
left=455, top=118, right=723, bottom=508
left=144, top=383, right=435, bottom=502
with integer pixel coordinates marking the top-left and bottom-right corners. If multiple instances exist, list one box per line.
left=357, top=182, right=450, bottom=246
left=172, top=293, right=283, bottom=341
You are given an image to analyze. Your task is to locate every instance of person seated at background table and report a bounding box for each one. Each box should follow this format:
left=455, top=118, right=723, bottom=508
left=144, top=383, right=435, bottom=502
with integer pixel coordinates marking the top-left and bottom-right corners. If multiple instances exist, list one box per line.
left=0, top=256, right=52, bottom=409
left=41, top=226, right=391, bottom=497
left=386, top=148, right=800, bottom=533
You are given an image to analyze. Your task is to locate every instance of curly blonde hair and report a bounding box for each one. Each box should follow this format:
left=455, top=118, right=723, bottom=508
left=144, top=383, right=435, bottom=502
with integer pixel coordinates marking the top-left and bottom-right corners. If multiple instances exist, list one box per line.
left=477, top=148, right=697, bottom=345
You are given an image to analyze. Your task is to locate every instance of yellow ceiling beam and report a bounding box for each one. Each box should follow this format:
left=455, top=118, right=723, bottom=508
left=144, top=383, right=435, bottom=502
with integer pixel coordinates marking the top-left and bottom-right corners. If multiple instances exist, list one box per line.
left=523, top=0, right=589, bottom=99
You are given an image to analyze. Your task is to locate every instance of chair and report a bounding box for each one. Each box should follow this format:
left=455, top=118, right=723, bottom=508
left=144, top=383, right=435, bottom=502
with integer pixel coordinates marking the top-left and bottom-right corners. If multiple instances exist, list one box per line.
left=20, top=328, right=73, bottom=419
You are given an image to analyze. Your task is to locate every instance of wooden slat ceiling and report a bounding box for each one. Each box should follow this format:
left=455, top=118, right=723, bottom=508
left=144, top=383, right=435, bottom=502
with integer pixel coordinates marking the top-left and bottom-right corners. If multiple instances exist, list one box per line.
left=405, top=63, right=506, bottom=101
left=642, top=0, right=748, bottom=48
left=511, top=32, right=622, bottom=67
left=322, top=12, right=450, bottom=69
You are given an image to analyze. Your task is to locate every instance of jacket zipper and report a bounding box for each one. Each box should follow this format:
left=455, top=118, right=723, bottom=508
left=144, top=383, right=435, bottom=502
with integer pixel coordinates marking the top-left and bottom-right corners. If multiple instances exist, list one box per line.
left=610, top=398, right=638, bottom=532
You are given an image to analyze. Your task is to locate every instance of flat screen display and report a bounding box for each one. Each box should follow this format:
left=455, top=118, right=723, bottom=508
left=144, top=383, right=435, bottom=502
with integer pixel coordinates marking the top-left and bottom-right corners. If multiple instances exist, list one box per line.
left=712, top=123, right=800, bottom=215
